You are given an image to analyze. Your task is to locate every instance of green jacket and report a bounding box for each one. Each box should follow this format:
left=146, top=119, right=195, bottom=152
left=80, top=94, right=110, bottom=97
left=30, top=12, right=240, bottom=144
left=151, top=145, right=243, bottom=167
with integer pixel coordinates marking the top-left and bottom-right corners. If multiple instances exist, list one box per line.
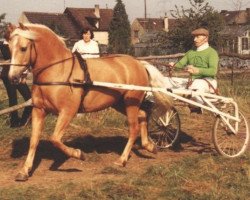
left=175, top=46, right=219, bottom=79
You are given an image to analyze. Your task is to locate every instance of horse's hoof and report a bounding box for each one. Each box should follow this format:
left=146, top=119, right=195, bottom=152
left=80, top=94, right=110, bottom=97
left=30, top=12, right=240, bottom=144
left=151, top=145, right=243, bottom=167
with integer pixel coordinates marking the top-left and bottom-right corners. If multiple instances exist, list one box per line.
left=114, top=159, right=126, bottom=167
left=15, top=173, right=29, bottom=182
left=144, top=143, right=158, bottom=154
left=75, top=149, right=85, bottom=161
left=152, top=145, right=158, bottom=154
left=79, top=151, right=85, bottom=161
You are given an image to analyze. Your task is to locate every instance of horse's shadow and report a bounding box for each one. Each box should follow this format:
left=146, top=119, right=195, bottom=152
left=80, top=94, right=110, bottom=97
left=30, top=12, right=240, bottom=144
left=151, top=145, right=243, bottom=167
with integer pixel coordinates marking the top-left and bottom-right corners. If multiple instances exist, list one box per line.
left=10, top=134, right=152, bottom=175
left=10, top=131, right=213, bottom=176
left=165, top=130, right=215, bottom=156
left=171, top=130, right=215, bottom=155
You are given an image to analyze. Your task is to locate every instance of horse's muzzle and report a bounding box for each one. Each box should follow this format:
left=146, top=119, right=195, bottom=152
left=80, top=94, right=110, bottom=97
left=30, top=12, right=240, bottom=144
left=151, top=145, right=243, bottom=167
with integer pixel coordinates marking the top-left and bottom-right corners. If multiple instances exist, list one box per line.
left=9, top=69, right=29, bottom=84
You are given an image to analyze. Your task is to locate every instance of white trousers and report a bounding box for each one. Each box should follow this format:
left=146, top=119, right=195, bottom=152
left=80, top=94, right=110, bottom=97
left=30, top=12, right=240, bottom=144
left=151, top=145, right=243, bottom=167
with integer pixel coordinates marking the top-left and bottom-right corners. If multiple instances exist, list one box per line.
left=163, top=77, right=217, bottom=104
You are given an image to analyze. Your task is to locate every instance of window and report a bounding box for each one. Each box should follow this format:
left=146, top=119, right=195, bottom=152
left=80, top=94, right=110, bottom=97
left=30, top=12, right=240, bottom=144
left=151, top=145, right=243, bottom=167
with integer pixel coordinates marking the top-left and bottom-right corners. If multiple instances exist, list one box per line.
left=229, top=39, right=238, bottom=53
left=242, top=37, right=249, bottom=50
left=134, top=30, right=139, bottom=38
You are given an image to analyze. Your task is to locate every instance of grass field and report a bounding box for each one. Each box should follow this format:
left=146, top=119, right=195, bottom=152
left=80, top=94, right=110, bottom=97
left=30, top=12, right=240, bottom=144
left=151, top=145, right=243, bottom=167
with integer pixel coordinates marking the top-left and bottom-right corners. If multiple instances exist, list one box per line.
left=0, top=73, right=249, bottom=200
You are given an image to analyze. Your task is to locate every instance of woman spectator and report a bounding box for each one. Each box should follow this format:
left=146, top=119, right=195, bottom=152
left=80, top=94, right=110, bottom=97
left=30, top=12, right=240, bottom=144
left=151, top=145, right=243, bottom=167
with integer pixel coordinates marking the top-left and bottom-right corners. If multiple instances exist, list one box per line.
left=72, top=28, right=100, bottom=58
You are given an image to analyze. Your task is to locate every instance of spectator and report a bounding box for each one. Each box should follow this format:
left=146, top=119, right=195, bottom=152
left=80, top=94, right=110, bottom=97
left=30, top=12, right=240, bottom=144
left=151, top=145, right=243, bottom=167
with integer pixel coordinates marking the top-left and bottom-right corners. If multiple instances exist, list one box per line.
left=0, top=30, right=32, bottom=127
left=72, top=28, right=100, bottom=58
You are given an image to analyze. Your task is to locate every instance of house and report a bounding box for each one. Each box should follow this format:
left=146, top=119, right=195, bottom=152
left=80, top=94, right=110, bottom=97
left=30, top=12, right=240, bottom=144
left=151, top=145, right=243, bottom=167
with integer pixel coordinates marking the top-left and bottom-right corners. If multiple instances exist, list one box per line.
left=64, top=6, right=113, bottom=45
left=19, top=5, right=113, bottom=47
left=131, top=17, right=176, bottom=56
left=19, top=12, right=79, bottom=44
left=219, top=8, right=250, bottom=55
left=131, top=17, right=176, bottom=45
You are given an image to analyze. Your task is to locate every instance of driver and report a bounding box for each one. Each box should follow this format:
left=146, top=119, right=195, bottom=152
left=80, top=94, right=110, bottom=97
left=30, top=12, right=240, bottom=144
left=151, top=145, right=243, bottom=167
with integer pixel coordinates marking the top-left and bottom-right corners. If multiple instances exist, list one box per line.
left=167, top=27, right=219, bottom=113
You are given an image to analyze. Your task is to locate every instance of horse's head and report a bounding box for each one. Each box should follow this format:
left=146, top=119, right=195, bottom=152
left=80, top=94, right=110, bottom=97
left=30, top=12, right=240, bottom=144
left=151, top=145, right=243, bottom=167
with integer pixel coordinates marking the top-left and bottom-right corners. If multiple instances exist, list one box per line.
left=8, top=23, right=69, bottom=84
left=8, top=23, right=38, bottom=84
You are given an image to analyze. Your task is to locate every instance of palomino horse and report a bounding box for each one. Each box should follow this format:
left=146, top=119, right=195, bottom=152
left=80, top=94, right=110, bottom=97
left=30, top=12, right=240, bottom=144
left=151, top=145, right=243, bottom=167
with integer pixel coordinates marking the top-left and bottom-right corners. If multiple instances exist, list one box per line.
left=7, top=23, right=172, bottom=181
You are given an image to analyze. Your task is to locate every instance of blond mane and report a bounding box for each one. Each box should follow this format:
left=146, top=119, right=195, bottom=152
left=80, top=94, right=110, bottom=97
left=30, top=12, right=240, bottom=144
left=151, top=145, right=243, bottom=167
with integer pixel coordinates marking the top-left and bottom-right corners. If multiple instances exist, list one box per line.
left=11, top=23, right=66, bottom=46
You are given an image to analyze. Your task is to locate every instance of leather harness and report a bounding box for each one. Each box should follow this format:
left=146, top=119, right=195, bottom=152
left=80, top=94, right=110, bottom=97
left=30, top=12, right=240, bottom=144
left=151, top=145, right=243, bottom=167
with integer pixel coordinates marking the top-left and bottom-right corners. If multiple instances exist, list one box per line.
left=33, top=51, right=92, bottom=87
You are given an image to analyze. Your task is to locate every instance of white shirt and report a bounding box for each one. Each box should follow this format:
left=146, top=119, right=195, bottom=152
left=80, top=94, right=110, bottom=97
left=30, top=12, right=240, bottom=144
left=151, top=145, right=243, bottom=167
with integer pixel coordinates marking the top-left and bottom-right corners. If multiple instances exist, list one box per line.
left=72, top=40, right=100, bottom=58
left=197, top=42, right=209, bottom=51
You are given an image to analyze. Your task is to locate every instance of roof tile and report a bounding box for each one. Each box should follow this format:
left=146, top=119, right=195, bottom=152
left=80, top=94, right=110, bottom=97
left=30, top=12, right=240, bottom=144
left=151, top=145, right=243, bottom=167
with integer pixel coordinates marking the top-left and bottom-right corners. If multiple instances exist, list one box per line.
left=21, top=6, right=113, bottom=40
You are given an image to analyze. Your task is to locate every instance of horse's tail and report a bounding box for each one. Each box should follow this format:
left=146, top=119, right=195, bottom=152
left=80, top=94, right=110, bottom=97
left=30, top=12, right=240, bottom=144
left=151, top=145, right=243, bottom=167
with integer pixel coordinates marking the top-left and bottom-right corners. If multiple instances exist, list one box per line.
left=141, top=60, right=173, bottom=111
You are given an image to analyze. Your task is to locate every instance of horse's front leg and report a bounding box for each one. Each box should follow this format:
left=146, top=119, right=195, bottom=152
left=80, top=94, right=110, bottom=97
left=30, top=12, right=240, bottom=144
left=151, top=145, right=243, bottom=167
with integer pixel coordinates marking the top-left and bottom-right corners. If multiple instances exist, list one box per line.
left=49, top=111, right=85, bottom=160
left=15, top=107, right=46, bottom=181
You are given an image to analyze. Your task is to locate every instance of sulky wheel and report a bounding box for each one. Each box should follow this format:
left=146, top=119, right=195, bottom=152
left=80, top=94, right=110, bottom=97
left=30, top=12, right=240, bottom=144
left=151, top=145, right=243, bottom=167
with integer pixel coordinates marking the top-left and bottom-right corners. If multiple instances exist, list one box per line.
left=148, top=106, right=180, bottom=149
left=212, top=109, right=249, bottom=158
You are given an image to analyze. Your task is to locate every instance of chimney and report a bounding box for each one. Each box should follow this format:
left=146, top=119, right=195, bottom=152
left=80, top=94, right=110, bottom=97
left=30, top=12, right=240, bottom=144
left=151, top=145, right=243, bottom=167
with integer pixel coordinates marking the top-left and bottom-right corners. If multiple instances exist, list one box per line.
left=220, top=10, right=228, bottom=14
left=94, top=4, right=100, bottom=18
left=164, top=17, right=169, bottom=32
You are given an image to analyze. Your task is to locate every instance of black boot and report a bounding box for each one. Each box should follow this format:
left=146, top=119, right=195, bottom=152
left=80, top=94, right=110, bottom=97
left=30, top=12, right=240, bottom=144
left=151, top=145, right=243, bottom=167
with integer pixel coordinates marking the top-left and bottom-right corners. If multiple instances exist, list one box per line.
left=10, top=111, right=20, bottom=127
left=19, top=106, right=32, bottom=126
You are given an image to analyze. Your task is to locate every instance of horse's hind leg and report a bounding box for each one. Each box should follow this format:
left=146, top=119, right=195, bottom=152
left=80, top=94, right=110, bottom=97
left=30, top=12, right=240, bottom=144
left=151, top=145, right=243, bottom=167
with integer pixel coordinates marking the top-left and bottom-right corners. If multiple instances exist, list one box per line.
left=138, top=109, right=157, bottom=154
left=114, top=106, right=140, bottom=167
left=49, top=111, right=85, bottom=160
left=15, top=108, right=46, bottom=181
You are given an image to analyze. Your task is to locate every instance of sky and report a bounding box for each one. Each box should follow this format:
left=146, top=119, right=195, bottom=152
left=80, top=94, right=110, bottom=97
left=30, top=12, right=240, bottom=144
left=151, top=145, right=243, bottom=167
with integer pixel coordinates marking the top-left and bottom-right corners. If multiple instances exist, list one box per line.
left=0, top=0, right=250, bottom=24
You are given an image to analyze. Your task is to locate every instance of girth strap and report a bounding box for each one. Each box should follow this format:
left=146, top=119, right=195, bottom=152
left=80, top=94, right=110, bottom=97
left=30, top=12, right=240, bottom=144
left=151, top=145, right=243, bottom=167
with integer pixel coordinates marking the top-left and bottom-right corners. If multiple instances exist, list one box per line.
left=74, top=51, right=92, bottom=84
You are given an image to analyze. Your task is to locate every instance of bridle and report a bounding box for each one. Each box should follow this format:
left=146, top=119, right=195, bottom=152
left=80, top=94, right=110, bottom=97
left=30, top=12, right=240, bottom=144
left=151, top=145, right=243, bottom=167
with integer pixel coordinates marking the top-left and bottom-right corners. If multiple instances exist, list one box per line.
left=8, top=32, right=38, bottom=76
left=23, top=40, right=38, bottom=73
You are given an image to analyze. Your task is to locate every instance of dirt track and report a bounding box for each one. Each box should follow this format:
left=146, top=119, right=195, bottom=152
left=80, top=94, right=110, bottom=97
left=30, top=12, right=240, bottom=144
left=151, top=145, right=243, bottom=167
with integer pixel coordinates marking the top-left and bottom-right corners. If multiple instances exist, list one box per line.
left=0, top=109, right=225, bottom=187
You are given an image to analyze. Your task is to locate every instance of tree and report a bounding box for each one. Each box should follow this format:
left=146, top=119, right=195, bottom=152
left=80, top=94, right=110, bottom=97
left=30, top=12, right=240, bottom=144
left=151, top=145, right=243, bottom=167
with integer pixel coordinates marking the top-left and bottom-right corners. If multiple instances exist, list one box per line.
left=139, top=31, right=172, bottom=56
left=168, top=0, right=225, bottom=53
left=0, top=13, right=7, bottom=38
left=108, top=0, right=131, bottom=54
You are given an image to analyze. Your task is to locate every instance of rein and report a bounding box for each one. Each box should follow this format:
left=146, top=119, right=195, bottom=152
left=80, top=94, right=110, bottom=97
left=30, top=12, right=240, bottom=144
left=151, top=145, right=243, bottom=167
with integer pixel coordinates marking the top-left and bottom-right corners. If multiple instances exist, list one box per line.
left=2, top=63, right=29, bottom=67
left=148, top=61, right=173, bottom=77
left=32, top=55, right=75, bottom=78
left=33, top=51, right=92, bottom=87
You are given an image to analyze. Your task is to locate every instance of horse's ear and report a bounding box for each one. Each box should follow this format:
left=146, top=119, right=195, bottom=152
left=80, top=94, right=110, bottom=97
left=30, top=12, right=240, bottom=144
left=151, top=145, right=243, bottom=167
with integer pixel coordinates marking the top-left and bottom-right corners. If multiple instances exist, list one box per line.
left=4, top=23, right=16, bottom=41
left=19, top=22, right=28, bottom=30
left=7, top=23, right=16, bottom=32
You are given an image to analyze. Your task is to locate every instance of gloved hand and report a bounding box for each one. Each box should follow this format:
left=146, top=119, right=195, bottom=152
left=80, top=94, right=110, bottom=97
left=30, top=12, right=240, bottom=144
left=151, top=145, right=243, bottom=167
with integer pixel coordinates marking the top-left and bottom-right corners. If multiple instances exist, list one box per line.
left=168, top=62, right=175, bottom=68
left=185, top=65, right=199, bottom=74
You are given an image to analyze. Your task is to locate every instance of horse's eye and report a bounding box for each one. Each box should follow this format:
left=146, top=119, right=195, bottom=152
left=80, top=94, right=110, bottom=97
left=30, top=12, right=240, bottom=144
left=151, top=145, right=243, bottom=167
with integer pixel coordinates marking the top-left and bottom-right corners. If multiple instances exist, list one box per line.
left=20, top=47, right=27, bottom=52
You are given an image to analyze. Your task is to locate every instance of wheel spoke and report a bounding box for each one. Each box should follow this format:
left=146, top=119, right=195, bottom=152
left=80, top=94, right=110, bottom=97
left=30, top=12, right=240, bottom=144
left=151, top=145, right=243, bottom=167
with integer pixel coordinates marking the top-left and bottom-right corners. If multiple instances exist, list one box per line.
left=148, top=107, right=180, bottom=149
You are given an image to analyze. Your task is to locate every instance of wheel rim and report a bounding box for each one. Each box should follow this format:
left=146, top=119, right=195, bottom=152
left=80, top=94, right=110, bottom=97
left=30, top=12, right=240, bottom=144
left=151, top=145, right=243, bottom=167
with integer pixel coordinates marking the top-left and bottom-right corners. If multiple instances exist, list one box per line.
left=148, top=108, right=180, bottom=149
left=213, top=111, right=249, bottom=157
